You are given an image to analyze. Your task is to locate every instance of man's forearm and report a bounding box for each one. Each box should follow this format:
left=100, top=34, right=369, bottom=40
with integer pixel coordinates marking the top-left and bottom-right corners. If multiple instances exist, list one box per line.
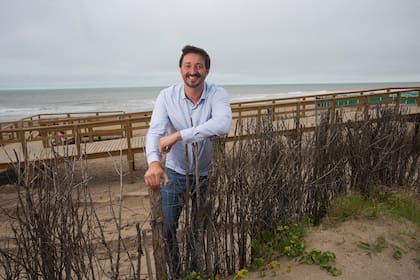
left=145, top=132, right=163, bottom=164
left=159, top=131, right=182, bottom=154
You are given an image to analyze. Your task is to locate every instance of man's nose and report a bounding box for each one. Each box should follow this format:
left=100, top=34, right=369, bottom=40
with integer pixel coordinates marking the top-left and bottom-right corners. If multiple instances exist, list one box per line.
left=189, top=66, right=199, bottom=73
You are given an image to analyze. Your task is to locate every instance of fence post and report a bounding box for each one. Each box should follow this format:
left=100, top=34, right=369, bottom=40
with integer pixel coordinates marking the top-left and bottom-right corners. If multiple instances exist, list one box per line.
left=296, top=102, right=301, bottom=129
left=271, top=100, right=276, bottom=120
left=39, top=124, right=49, bottom=148
left=330, top=96, right=336, bottom=124
left=18, top=126, right=33, bottom=186
left=17, top=125, right=28, bottom=167
left=149, top=188, right=167, bottom=280
left=88, top=127, right=94, bottom=143
left=302, top=97, right=306, bottom=117
left=257, top=107, right=262, bottom=134
left=358, top=92, right=364, bottom=112
left=74, top=125, right=81, bottom=158
left=385, top=89, right=390, bottom=108
left=395, top=91, right=401, bottom=109
left=416, top=89, right=420, bottom=108
left=125, top=119, right=135, bottom=183
left=363, top=96, right=369, bottom=120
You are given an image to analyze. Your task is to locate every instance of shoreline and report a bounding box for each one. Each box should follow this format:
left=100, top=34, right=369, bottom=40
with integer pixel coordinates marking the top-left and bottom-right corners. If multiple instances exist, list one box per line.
left=1, top=81, right=419, bottom=122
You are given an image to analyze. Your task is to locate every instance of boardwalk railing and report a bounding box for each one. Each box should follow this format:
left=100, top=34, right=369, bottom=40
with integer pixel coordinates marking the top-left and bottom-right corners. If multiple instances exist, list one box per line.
left=231, top=87, right=420, bottom=127
left=0, top=111, right=152, bottom=145
left=1, top=87, right=419, bottom=182
left=20, top=110, right=127, bottom=121
left=0, top=114, right=151, bottom=182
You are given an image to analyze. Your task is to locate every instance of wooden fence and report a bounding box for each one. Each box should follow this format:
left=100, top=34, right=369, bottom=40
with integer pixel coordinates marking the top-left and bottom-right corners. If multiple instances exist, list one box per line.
left=1, top=87, right=419, bottom=182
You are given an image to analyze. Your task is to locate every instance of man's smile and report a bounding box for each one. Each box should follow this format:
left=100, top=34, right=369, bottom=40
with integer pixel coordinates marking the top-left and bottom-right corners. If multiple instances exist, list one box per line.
left=186, top=73, right=201, bottom=79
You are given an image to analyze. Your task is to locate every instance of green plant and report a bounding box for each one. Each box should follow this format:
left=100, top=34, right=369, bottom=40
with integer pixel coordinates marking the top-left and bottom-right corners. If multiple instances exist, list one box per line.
left=391, top=245, right=403, bottom=260
left=251, top=221, right=306, bottom=260
left=276, top=223, right=306, bottom=258
left=392, top=249, right=402, bottom=260
left=303, top=250, right=342, bottom=276
left=234, top=269, right=249, bottom=279
left=267, top=260, right=280, bottom=269
left=357, top=235, right=388, bottom=254
left=356, top=235, right=412, bottom=263
left=251, top=221, right=342, bottom=277
left=182, top=271, right=208, bottom=280
left=252, top=257, right=265, bottom=269
left=356, top=240, right=372, bottom=250
left=373, top=235, right=388, bottom=252
left=413, top=257, right=420, bottom=270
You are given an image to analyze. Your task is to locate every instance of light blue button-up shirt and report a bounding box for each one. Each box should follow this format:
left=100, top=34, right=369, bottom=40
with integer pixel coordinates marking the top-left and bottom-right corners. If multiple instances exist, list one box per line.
left=146, top=82, right=232, bottom=176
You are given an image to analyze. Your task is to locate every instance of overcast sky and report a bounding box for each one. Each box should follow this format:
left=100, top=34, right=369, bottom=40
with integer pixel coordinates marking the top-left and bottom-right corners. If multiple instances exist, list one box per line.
left=0, top=0, right=419, bottom=89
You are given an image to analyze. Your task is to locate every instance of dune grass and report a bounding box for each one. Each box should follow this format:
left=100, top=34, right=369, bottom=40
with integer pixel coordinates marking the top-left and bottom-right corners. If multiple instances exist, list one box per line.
left=327, top=186, right=420, bottom=226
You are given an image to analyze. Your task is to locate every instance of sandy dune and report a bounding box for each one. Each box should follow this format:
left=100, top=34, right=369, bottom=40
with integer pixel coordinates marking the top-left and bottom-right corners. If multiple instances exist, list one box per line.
left=0, top=154, right=419, bottom=279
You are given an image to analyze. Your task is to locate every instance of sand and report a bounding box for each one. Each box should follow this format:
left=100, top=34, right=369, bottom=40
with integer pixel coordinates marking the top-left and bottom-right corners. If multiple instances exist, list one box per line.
left=0, top=154, right=419, bottom=279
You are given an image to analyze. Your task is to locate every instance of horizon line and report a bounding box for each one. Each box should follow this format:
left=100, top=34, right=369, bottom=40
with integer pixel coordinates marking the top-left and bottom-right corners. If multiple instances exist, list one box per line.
left=1, top=80, right=419, bottom=91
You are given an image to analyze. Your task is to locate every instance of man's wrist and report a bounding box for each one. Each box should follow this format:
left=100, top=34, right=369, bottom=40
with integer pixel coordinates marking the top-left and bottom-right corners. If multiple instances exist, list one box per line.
left=175, top=131, right=182, bottom=141
left=149, top=161, right=161, bottom=168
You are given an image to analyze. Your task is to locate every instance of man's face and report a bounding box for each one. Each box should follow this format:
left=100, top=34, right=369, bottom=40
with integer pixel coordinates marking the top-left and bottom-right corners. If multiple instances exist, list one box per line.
left=180, top=53, right=209, bottom=89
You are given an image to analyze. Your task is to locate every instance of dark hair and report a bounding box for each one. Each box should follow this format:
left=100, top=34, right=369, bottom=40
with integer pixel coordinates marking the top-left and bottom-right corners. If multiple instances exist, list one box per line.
left=179, top=45, right=211, bottom=70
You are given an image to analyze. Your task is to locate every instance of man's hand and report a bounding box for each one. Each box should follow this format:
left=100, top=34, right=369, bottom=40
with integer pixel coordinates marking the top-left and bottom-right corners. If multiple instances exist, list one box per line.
left=159, top=131, right=182, bottom=154
left=144, top=162, right=169, bottom=188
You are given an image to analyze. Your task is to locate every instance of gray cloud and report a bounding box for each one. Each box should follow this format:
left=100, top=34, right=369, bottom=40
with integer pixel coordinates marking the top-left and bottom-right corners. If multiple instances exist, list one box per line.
left=0, top=0, right=419, bottom=89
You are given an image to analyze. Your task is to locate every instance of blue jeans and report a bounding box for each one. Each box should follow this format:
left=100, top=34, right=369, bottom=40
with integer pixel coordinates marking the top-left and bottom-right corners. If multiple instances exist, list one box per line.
left=161, top=168, right=208, bottom=278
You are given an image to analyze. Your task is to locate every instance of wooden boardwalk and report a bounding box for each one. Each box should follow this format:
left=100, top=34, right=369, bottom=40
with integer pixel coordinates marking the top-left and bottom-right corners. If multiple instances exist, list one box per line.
left=1, top=86, right=419, bottom=182
left=0, top=136, right=145, bottom=164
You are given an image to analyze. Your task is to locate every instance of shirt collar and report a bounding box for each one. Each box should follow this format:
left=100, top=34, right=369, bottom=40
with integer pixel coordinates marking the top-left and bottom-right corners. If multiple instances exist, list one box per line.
left=182, top=82, right=208, bottom=102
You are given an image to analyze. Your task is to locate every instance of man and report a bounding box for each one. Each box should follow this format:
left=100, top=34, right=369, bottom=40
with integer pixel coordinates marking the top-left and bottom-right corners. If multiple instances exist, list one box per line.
left=144, top=45, right=232, bottom=277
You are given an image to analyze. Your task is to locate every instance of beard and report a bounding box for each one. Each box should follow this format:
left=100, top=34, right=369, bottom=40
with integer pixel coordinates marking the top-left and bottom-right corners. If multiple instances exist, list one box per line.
left=183, top=73, right=205, bottom=88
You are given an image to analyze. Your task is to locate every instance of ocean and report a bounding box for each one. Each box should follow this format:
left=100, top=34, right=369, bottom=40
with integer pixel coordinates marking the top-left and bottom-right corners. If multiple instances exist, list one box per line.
left=0, top=82, right=419, bottom=122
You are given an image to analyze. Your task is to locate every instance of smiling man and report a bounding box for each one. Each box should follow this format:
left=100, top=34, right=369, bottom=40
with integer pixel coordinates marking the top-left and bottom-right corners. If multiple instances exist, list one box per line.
left=144, top=45, right=232, bottom=277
